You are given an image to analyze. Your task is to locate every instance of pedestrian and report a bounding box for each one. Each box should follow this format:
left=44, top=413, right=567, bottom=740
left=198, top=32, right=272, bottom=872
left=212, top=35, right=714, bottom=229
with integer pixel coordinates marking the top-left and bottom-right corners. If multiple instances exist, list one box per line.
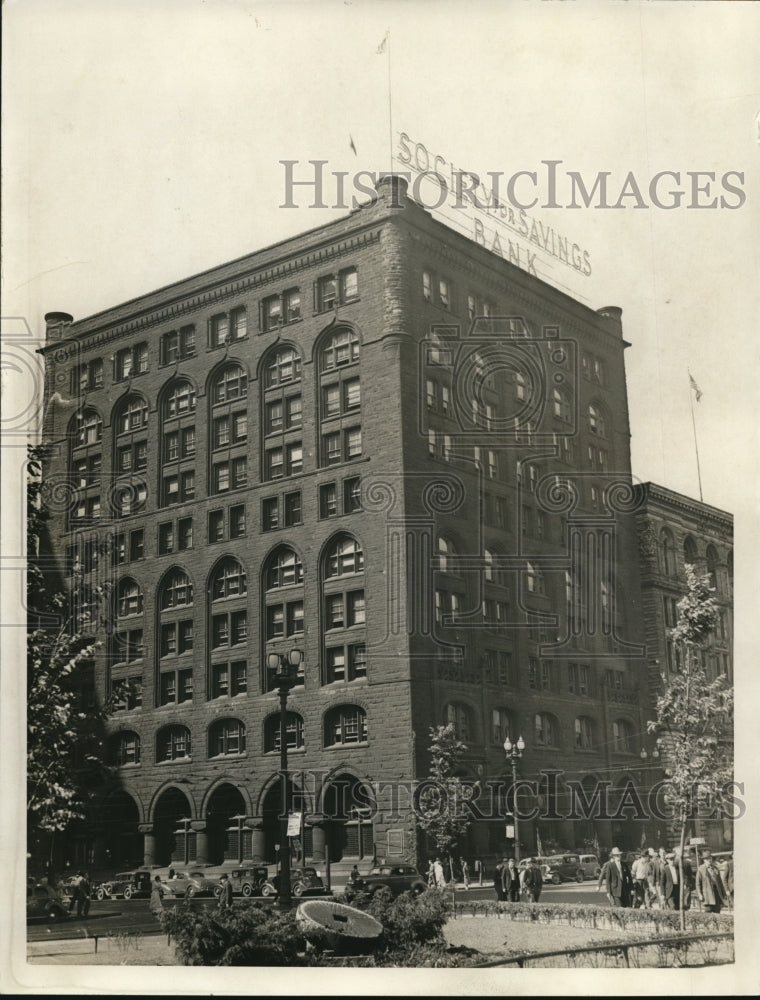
left=659, top=852, right=680, bottom=910
left=630, top=849, right=649, bottom=908
left=652, top=847, right=668, bottom=908
left=674, top=846, right=695, bottom=909
left=150, top=875, right=166, bottom=921
left=77, top=872, right=91, bottom=918
left=217, top=873, right=233, bottom=911
left=696, top=851, right=727, bottom=913
left=493, top=857, right=507, bottom=902
left=521, top=857, right=543, bottom=903
left=603, top=847, right=632, bottom=907
left=68, top=870, right=83, bottom=915
left=349, top=864, right=360, bottom=886
left=716, top=856, right=733, bottom=909
left=460, top=858, right=469, bottom=890
left=503, top=858, right=521, bottom=902
left=433, top=857, right=445, bottom=888
left=596, top=856, right=612, bottom=905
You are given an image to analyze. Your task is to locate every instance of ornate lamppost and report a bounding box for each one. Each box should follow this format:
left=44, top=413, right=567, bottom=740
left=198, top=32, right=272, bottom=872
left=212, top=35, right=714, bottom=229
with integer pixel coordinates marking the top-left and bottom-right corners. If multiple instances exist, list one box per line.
left=503, top=736, right=525, bottom=862
left=267, top=648, right=303, bottom=908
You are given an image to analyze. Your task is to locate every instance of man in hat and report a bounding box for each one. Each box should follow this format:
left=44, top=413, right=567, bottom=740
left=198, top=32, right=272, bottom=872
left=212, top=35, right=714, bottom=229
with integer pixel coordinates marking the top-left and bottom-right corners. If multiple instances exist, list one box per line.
left=521, top=857, right=543, bottom=903
left=604, top=847, right=632, bottom=907
left=217, top=872, right=233, bottom=911
left=696, top=850, right=727, bottom=913
left=659, top=851, right=680, bottom=910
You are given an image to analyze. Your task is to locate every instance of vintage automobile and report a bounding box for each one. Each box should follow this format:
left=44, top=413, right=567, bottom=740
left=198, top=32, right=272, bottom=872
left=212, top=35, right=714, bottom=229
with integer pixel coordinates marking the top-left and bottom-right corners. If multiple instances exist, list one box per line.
left=27, top=883, right=69, bottom=923
left=578, top=854, right=602, bottom=880
left=261, top=866, right=328, bottom=898
left=163, top=869, right=217, bottom=898
left=98, top=870, right=153, bottom=900
left=214, top=866, right=270, bottom=898
left=541, top=854, right=585, bottom=884
left=344, top=864, right=427, bottom=899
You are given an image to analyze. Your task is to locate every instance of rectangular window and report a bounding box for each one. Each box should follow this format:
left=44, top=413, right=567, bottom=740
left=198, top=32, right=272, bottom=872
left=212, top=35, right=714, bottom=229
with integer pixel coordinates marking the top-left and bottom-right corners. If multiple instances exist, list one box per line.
left=232, top=456, right=247, bottom=488
left=422, top=271, right=433, bottom=301
left=212, top=663, right=229, bottom=698
left=266, top=448, right=284, bottom=480
left=231, top=661, right=247, bottom=695
left=266, top=605, right=284, bottom=639
left=326, top=594, right=344, bottom=629
left=213, top=417, right=230, bottom=448
left=349, top=643, right=367, bottom=679
left=181, top=470, right=195, bottom=500
left=343, top=378, right=361, bottom=411
left=262, top=497, right=279, bottom=531
left=284, top=491, right=302, bottom=526
left=286, top=443, right=303, bottom=475
left=346, top=427, right=362, bottom=459
left=285, top=395, right=302, bottom=428
left=230, top=504, right=246, bottom=538
left=348, top=590, right=365, bottom=625
left=439, top=278, right=450, bottom=308
left=320, top=483, right=338, bottom=519
left=284, top=288, right=301, bottom=323
left=323, top=384, right=340, bottom=416
left=214, top=463, right=230, bottom=492
left=129, top=529, right=144, bottom=561
left=317, top=275, right=338, bottom=312
left=231, top=307, right=247, bottom=340
left=263, top=295, right=282, bottom=331
left=159, top=522, right=174, bottom=554
left=326, top=647, right=345, bottom=682
left=323, top=432, right=341, bottom=465
left=341, top=268, right=358, bottom=301
left=178, top=517, right=193, bottom=550
left=266, top=400, right=283, bottom=433
left=208, top=509, right=224, bottom=542
left=210, top=313, right=229, bottom=347
left=287, top=601, right=304, bottom=636
left=344, top=476, right=361, bottom=513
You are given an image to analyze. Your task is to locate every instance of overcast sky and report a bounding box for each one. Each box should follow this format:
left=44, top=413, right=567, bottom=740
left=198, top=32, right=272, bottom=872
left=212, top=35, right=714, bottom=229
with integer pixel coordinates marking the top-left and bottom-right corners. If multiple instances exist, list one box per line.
left=4, top=0, right=759, bottom=525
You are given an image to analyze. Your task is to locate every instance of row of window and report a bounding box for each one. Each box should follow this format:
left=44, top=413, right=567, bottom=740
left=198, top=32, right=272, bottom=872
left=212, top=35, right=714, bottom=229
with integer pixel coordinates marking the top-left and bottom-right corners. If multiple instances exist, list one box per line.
left=446, top=701, right=638, bottom=753
left=108, top=704, right=368, bottom=766
left=70, top=272, right=361, bottom=394
left=658, top=530, right=732, bottom=593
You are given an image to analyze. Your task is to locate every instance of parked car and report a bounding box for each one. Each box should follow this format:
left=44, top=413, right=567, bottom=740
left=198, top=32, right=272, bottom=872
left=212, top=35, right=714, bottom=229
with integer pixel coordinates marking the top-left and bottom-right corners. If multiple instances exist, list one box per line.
left=216, top=866, right=270, bottom=898
left=163, top=869, right=217, bottom=898
left=261, top=866, right=328, bottom=898
left=542, top=854, right=585, bottom=884
left=27, top=883, right=69, bottom=923
left=98, top=870, right=153, bottom=900
left=345, top=864, right=427, bottom=899
left=578, top=854, right=602, bottom=880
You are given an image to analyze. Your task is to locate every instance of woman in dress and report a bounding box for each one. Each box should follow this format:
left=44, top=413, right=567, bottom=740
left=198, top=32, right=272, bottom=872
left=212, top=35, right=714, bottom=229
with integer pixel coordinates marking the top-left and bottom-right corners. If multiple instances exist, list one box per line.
left=149, top=875, right=166, bottom=921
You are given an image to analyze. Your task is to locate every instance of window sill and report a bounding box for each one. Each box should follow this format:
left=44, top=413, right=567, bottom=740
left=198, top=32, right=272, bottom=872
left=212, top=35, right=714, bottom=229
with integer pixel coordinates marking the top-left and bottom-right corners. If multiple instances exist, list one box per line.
left=324, top=741, right=368, bottom=751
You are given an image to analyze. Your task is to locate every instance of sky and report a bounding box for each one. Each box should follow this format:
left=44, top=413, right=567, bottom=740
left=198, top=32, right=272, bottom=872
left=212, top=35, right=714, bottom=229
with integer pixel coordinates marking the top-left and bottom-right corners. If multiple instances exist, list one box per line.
left=2, top=3, right=759, bottom=992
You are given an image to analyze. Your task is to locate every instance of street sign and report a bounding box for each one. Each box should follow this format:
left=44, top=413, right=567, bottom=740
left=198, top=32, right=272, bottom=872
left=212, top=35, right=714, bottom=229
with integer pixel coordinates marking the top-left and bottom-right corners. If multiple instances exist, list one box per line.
left=689, top=837, right=706, bottom=846
left=287, top=812, right=302, bottom=837
left=505, top=824, right=515, bottom=838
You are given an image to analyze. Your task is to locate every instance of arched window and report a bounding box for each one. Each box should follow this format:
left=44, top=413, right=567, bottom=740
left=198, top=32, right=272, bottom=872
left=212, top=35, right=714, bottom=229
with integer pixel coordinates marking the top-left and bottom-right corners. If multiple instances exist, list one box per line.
left=211, top=558, right=247, bottom=600
left=553, top=387, right=571, bottom=423
left=114, top=395, right=148, bottom=436
left=527, top=562, right=545, bottom=595
left=706, top=545, right=719, bottom=590
left=324, top=705, right=367, bottom=746
left=264, top=346, right=302, bottom=388
left=108, top=731, right=141, bottom=766
left=208, top=718, right=246, bottom=757
left=683, top=536, right=698, bottom=567
left=160, top=569, right=193, bottom=609
left=612, top=718, right=634, bottom=753
left=73, top=408, right=103, bottom=446
left=156, top=725, right=191, bottom=761
left=321, top=328, right=359, bottom=372
left=588, top=404, right=606, bottom=437
left=117, top=577, right=143, bottom=617
left=325, top=536, right=364, bottom=577
left=264, top=712, right=304, bottom=752
left=212, top=363, right=248, bottom=404
left=445, top=702, right=472, bottom=742
left=266, top=547, right=303, bottom=589
left=574, top=716, right=596, bottom=749
left=534, top=712, right=559, bottom=747
left=661, top=529, right=676, bottom=576
left=163, top=380, right=196, bottom=420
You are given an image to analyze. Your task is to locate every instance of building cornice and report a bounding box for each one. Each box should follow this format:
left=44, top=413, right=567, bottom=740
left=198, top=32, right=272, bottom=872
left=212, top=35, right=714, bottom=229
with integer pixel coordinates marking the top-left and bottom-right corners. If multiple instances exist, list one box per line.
left=635, top=481, right=733, bottom=529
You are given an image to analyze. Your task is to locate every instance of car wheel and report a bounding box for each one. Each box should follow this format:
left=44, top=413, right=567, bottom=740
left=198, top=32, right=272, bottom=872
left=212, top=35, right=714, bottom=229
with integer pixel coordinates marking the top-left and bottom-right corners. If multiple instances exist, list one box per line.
left=185, top=887, right=196, bottom=899
left=241, top=883, right=253, bottom=897
left=293, top=882, right=305, bottom=898
left=96, top=887, right=105, bottom=901
left=123, top=886, right=133, bottom=900
left=213, top=884, right=222, bottom=898
left=576, top=871, right=584, bottom=883
left=551, top=873, right=561, bottom=885
left=47, top=907, right=63, bottom=922
left=260, top=883, right=275, bottom=897
left=412, top=884, right=425, bottom=896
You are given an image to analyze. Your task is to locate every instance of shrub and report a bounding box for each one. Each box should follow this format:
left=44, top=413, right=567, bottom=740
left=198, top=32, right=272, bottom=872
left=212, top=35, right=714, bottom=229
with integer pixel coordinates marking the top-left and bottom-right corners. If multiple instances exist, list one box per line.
left=161, top=899, right=307, bottom=966
left=345, top=886, right=452, bottom=953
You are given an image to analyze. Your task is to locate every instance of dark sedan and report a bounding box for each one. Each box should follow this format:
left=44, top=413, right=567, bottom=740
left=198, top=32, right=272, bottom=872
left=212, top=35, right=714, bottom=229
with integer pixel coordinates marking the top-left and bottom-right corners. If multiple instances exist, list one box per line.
left=345, top=864, right=427, bottom=899
left=262, top=866, right=328, bottom=898
left=27, top=884, right=69, bottom=923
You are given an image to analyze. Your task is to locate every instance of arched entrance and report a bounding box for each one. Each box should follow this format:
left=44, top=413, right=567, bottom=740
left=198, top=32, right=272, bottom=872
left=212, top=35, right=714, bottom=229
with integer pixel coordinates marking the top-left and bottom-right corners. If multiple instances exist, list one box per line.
left=99, top=790, right=141, bottom=868
left=322, top=773, right=374, bottom=864
left=153, top=787, right=193, bottom=866
left=206, top=784, right=247, bottom=865
left=261, top=778, right=300, bottom=864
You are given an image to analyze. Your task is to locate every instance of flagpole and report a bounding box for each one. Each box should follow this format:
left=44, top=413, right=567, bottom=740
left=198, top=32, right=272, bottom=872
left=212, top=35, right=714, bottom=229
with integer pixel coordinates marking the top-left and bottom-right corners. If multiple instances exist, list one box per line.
left=688, top=373, right=704, bottom=502
left=386, top=30, right=393, bottom=176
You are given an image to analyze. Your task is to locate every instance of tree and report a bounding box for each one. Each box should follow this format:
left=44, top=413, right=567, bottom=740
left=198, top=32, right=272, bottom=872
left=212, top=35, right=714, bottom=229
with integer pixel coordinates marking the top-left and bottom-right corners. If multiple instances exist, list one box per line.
left=26, top=444, right=109, bottom=863
left=648, top=565, right=733, bottom=928
left=416, top=724, right=473, bottom=882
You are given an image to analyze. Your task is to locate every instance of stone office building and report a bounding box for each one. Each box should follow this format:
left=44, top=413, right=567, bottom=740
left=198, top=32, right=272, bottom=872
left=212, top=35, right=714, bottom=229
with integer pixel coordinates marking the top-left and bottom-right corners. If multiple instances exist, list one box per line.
left=39, top=175, right=658, bottom=876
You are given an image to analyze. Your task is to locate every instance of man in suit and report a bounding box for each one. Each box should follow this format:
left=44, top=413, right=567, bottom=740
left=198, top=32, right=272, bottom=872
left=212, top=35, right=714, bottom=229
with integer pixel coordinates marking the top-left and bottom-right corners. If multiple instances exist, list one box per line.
left=217, top=873, right=233, bottom=911
left=503, top=858, right=522, bottom=902
left=604, top=847, right=632, bottom=907
left=493, top=857, right=508, bottom=901
left=696, top=850, right=727, bottom=913
left=521, top=857, right=543, bottom=903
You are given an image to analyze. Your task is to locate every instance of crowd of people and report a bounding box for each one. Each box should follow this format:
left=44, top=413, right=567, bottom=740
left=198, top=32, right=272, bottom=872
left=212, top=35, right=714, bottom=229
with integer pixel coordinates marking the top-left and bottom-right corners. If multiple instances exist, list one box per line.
left=596, top=845, right=733, bottom=912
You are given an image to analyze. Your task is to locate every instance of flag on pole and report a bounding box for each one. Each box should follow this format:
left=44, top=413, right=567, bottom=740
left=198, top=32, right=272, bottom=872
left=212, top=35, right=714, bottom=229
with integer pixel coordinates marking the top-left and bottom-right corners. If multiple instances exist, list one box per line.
left=349, top=134, right=357, bottom=156
left=376, top=31, right=388, bottom=54
left=689, top=372, right=703, bottom=402
left=535, top=830, right=543, bottom=858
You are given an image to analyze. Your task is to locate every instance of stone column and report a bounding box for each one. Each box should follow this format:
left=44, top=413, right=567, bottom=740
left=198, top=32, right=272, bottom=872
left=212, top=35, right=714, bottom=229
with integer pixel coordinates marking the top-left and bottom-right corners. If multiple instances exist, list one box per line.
left=308, top=815, right=327, bottom=864
left=192, top=822, right=208, bottom=866
left=248, top=818, right=266, bottom=863
left=138, top=824, right=156, bottom=868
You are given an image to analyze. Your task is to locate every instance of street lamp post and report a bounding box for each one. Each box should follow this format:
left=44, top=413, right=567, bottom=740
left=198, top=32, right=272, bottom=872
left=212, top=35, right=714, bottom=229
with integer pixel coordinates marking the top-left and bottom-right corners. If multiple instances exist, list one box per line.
left=267, top=648, right=303, bottom=909
left=503, top=736, right=526, bottom=862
